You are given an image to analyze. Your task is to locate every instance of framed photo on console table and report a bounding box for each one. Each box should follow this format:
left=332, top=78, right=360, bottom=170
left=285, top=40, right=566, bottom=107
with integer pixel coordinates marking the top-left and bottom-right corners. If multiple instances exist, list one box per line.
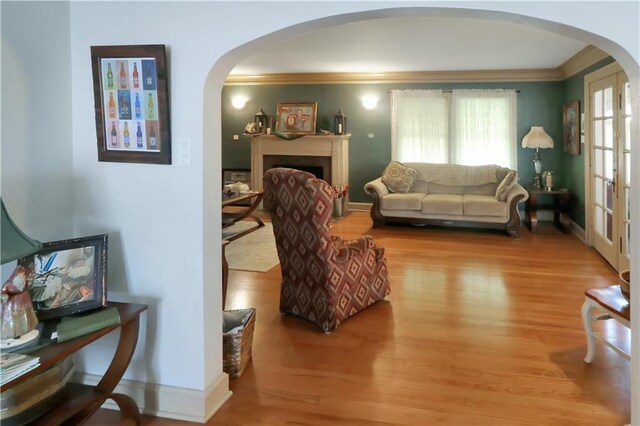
left=91, top=44, right=171, bottom=164
left=19, top=234, right=108, bottom=320
left=275, top=102, right=317, bottom=135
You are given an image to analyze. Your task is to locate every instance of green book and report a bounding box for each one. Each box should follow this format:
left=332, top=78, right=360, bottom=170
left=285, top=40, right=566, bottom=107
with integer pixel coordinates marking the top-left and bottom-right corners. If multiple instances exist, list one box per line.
left=56, top=307, right=121, bottom=343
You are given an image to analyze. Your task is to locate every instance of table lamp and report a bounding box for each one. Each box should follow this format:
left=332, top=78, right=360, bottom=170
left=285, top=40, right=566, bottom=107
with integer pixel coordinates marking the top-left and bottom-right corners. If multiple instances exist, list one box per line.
left=521, top=126, right=554, bottom=189
left=1, top=197, right=42, bottom=349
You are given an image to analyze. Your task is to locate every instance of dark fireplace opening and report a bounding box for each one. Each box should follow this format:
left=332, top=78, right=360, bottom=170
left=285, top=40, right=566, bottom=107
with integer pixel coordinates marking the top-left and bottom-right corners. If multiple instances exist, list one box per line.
left=274, top=164, right=324, bottom=180
left=263, top=155, right=331, bottom=184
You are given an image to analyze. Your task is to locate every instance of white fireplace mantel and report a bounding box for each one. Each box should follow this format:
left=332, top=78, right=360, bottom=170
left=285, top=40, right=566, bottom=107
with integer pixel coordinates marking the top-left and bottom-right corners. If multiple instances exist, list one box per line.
left=250, top=134, right=350, bottom=195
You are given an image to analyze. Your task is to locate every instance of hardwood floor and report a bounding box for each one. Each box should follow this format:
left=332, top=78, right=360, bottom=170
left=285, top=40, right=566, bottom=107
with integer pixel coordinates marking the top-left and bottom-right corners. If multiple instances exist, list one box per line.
left=92, top=212, right=630, bottom=425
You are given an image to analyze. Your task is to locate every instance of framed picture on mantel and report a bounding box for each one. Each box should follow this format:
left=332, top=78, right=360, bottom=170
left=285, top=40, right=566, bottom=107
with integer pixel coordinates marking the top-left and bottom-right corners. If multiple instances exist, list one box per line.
left=275, top=102, right=317, bottom=135
left=90, top=44, right=171, bottom=164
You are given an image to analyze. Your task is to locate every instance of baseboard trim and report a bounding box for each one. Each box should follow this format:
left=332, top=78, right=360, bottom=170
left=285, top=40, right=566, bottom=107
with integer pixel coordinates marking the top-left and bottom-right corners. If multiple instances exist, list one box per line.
left=349, top=202, right=372, bottom=212
left=570, top=220, right=586, bottom=243
left=73, top=372, right=231, bottom=423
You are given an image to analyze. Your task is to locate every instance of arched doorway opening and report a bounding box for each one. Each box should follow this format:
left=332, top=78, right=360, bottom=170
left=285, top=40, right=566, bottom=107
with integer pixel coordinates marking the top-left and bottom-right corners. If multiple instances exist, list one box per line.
left=203, top=6, right=639, bottom=423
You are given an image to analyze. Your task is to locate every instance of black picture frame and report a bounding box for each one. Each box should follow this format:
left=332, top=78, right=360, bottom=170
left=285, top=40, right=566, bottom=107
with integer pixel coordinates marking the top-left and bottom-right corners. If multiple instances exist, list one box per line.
left=90, top=44, right=171, bottom=164
left=19, top=234, right=108, bottom=320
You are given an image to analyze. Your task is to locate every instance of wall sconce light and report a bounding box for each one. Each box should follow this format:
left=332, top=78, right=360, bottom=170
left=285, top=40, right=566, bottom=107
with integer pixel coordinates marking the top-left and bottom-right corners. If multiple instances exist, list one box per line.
left=361, top=95, right=379, bottom=110
left=231, top=95, right=248, bottom=110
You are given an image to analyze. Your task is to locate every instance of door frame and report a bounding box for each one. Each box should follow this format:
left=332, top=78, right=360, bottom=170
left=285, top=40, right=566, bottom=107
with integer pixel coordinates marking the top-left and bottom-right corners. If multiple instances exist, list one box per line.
left=583, top=62, right=624, bottom=253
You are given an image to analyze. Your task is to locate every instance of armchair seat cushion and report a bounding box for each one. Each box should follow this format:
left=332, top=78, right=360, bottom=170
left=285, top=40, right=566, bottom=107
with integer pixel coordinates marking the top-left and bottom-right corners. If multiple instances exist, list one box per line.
left=380, top=193, right=425, bottom=211
left=421, top=194, right=463, bottom=215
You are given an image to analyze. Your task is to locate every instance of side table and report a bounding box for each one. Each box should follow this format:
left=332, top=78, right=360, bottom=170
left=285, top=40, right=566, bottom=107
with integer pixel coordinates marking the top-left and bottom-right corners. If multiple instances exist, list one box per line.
left=581, top=285, right=630, bottom=362
left=525, top=187, right=572, bottom=234
left=1, top=302, right=147, bottom=425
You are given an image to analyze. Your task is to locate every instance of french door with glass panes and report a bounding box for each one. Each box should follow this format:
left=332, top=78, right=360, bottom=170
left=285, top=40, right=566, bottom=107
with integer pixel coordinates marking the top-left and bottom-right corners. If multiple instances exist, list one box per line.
left=587, top=66, right=631, bottom=272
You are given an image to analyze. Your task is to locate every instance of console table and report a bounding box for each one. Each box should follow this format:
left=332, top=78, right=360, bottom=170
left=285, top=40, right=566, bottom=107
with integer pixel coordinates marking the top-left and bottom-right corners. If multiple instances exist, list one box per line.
left=525, top=187, right=572, bottom=234
left=1, top=302, right=147, bottom=425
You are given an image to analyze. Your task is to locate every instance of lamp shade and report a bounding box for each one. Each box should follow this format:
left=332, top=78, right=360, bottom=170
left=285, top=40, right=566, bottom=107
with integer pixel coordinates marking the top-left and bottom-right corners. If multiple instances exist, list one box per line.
left=1, top=198, right=42, bottom=264
left=521, top=126, right=554, bottom=149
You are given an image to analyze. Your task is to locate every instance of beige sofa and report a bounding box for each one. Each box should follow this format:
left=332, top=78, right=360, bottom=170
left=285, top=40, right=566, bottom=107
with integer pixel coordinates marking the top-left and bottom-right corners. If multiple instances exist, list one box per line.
left=364, top=162, right=529, bottom=238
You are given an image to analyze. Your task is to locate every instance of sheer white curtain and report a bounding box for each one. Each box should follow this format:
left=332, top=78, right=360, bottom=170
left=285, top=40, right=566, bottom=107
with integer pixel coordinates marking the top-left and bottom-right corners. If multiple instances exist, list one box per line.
left=451, top=90, right=517, bottom=168
left=391, top=90, right=449, bottom=163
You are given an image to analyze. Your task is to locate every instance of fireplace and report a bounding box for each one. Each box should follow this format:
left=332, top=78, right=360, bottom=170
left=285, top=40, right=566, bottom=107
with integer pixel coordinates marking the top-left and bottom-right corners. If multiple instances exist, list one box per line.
left=249, top=134, right=350, bottom=207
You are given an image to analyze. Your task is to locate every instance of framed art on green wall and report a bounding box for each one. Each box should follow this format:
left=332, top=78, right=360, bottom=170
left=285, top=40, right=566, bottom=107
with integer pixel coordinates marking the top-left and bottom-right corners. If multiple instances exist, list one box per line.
left=563, top=100, right=580, bottom=155
left=90, top=44, right=171, bottom=164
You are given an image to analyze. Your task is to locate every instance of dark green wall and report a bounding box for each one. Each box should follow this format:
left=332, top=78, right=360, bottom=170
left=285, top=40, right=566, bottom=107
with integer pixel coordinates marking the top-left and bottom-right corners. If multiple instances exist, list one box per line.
left=561, top=57, right=615, bottom=229
left=222, top=81, right=567, bottom=203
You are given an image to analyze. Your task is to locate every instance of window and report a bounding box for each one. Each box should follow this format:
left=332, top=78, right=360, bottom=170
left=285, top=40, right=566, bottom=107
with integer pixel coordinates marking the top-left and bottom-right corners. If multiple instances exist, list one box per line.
left=391, top=89, right=517, bottom=168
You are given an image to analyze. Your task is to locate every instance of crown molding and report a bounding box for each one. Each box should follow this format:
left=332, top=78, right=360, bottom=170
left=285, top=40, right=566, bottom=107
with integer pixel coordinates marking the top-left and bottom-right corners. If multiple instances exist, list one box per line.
left=558, top=45, right=610, bottom=79
left=226, top=45, right=610, bottom=85
left=225, top=69, right=563, bottom=85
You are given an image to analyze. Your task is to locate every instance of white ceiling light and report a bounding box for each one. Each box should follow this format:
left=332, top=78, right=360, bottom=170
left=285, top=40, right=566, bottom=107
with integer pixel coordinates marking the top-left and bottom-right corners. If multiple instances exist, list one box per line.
left=361, top=95, right=379, bottom=110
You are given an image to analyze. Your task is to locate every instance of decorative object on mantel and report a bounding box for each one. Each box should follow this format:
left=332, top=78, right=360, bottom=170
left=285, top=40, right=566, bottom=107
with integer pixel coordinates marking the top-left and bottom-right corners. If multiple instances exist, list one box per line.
left=521, top=126, right=554, bottom=189
left=1, top=198, right=42, bottom=350
left=318, top=116, right=331, bottom=133
left=275, top=102, right=317, bottom=135
left=271, top=131, right=304, bottom=140
left=563, top=100, right=580, bottom=155
left=244, top=122, right=257, bottom=134
left=334, top=108, right=347, bottom=135
left=254, top=108, right=268, bottom=134
left=90, top=44, right=171, bottom=164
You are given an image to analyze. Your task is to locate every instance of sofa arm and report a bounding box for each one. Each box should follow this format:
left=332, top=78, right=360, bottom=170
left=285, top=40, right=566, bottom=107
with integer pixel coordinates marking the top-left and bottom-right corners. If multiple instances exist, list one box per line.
left=364, top=178, right=389, bottom=197
left=364, top=178, right=389, bottom=227
left=505, top=183, right=529, bottom=205
left=503, top=183, right=528, bottom=237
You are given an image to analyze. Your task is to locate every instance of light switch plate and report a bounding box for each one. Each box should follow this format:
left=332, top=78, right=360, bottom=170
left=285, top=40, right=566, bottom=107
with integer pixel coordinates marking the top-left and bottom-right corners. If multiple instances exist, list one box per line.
left=177, top=139, right=191, bottom=165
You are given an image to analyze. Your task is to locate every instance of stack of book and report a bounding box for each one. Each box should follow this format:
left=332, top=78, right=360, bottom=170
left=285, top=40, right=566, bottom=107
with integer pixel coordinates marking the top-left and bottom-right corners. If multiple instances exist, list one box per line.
left=0, top=352, right=40, bottom=385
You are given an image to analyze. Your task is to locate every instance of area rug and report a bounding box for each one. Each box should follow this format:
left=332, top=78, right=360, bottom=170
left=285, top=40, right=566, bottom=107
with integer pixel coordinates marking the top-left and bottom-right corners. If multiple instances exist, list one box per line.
left=223, top=222, right=279, bottom=272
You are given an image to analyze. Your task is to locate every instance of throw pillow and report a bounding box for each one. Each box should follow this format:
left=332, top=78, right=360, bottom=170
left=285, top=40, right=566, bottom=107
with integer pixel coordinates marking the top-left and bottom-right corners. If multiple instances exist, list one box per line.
left=495, top=171, right=517, bottom=201
left=381, top=161, right=418, bottom=193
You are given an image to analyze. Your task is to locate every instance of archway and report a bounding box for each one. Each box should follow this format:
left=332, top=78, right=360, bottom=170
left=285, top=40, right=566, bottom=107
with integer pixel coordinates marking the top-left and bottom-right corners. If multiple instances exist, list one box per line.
left=203, top=6, right=640, bottom=422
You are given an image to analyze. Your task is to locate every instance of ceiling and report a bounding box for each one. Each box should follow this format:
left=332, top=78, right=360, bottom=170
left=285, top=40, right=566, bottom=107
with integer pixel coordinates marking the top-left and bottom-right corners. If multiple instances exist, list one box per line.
left=230, top=17, right=588, bottom=75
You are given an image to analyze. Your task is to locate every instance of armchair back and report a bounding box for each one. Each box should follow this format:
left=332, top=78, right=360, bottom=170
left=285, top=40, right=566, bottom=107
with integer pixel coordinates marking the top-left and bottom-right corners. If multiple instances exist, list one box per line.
left=264, top=168, right=390, bottom=332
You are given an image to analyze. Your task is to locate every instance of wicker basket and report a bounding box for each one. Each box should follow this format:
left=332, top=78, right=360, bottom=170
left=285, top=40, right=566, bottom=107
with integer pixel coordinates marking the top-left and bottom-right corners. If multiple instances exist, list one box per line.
left=619, top=270, right=630, bottom=302
left=223, top=308, right=256, bottom=379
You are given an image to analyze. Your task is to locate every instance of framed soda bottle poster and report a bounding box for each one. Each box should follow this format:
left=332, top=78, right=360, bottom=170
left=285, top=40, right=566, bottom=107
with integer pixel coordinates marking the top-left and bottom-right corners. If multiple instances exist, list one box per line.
left=90, top=45, right=171, bottom=164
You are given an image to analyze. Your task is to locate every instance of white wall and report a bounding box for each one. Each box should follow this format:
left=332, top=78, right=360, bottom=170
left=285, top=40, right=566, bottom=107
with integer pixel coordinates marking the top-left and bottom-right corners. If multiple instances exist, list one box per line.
left=1, top=1, right=73, bottom=241
left=2, top=0, right=638, bottom=422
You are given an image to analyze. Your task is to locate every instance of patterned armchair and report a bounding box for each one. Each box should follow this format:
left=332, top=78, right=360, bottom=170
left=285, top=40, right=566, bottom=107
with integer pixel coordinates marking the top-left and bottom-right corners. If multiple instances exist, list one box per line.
left=263, top=168, right=391, bottom=333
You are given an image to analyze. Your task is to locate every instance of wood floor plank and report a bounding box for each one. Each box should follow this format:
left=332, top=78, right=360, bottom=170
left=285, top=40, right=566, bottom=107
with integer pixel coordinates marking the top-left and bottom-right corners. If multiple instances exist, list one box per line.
left=91, top=212, right=630, bottom=425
